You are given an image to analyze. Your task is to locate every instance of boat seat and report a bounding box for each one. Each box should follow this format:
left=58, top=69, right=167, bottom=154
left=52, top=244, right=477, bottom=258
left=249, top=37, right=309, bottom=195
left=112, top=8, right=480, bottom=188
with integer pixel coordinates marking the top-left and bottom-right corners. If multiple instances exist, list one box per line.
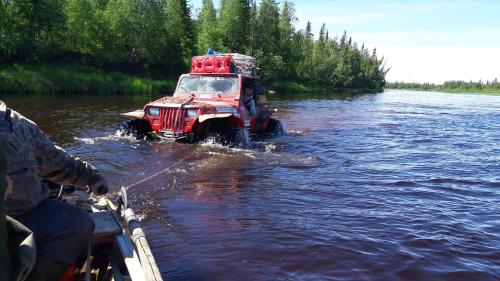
left=90, top=211, right=122, bottom=237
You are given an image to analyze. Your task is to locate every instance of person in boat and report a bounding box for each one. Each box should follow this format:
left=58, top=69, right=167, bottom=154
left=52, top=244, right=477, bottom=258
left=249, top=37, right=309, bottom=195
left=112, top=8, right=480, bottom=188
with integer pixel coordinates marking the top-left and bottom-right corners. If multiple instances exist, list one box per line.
left=0, top=101, right=109, bottom=281
left=1, top=141, right=36, bottom=281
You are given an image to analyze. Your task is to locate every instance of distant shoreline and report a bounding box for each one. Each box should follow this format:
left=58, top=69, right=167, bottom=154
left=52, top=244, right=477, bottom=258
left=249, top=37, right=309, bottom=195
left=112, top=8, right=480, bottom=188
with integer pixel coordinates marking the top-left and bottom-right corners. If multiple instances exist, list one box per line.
left=386, top=81, right=500, bottom=95
left=385, top=88, right=500, bottom=95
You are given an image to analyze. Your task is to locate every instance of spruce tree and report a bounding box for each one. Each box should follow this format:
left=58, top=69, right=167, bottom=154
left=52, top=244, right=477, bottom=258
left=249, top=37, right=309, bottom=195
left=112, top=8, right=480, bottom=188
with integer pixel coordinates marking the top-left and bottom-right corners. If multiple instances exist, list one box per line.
left=218, top=0, right=250, bottom=52
left=279, top=1, right=294, bottom=45
left=278, top=0, right=295, bottom=79
left=297, top=21, right=314, bottom=81
left=255, top=0, right=282, bottom=81
left=319, top=23, right=326, bottom=41
left=256, top=0, right=280, bottom=55
left=305, top=21, right=313, bottom=40
left=196, top=0, right=219, bottom=54
left=165, top=0, right=195, bottom=67
left=247, top=0, right=258, bottom=55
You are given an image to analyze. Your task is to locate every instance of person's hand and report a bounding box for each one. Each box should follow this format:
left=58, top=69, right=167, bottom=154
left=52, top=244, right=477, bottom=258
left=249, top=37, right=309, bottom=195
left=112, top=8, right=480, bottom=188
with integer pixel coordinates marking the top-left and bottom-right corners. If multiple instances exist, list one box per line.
left=88, top=176, right=109, bottom=195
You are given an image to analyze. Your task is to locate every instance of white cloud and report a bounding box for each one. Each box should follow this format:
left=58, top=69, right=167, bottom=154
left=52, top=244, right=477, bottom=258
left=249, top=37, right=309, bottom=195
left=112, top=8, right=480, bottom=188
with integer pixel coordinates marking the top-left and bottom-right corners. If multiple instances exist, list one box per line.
left=347, top=28, right=500, bottom=83
left=378, top=44, right=500, bottom=83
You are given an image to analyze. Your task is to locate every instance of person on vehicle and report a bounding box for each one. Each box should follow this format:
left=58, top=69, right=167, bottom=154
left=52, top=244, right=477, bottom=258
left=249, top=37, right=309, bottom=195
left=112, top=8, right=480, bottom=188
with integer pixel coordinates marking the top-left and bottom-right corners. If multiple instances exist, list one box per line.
left=0, top=100, right=109, bottom=281
left=243, top=85, right=257, bottom=118
left=1, top=142, right=36, bottom=281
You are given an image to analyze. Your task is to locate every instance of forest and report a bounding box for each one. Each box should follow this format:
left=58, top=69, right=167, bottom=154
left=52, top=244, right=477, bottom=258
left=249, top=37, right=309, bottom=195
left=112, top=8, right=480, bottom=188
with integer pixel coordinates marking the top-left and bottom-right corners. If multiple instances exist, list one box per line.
left=387, top=80, right=500, bottom=94
left=0, top=0, right=387, bottom=95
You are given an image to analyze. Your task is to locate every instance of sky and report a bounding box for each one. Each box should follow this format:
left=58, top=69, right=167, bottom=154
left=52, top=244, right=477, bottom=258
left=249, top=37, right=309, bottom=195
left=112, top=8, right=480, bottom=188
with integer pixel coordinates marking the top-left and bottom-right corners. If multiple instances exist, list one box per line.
left=190, top=0, right=500, bottom=83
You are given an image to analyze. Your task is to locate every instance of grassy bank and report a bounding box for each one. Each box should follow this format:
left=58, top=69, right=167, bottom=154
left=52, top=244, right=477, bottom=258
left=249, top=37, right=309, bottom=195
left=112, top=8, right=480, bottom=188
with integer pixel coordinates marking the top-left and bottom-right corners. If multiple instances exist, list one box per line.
left=386, top=81, right=500, bottom=95
left=0, top=63, right=176, bottom=95
left=269, top=81, right=380, bottom=94
left=438, top=88, right=500, bottom=95
left=0, top=63, right=383, bottom=96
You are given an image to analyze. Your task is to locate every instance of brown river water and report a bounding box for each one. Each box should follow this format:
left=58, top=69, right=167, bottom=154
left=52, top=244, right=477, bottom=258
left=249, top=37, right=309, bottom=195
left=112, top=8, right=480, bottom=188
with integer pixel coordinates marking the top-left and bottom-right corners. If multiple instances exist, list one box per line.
left=3, top=90, right=500, bottom=281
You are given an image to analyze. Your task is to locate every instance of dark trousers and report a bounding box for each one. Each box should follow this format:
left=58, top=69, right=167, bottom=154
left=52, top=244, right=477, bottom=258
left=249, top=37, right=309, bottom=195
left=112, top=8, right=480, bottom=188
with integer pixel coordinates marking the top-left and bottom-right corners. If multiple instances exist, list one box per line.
left=13, top=199, right=94, bottom=281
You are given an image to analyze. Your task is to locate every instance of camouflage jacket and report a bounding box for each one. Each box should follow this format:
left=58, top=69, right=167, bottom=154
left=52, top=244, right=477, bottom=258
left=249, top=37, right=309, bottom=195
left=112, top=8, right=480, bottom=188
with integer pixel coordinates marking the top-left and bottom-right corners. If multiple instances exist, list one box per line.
left=0, top=101, right=102, bottom=216
left=2, top=141, right=37, bottom=281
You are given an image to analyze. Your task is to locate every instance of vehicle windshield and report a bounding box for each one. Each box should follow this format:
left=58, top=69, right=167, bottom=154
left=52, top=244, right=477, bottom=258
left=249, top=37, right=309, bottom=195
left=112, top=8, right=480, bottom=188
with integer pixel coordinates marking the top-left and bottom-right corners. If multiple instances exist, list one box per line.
left=177, top=76, right=239, bottom=96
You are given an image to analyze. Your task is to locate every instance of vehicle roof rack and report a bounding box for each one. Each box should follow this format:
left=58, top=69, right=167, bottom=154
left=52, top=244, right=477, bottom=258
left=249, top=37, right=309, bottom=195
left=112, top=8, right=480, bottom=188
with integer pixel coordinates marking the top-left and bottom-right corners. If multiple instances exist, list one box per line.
left=226, top=53, right=258, bottom=78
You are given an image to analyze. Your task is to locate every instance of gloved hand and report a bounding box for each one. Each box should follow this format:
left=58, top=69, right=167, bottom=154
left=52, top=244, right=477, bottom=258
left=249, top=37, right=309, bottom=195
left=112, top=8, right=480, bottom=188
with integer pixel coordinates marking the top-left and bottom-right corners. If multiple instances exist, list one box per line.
left=88, top=175, right=109, bottom=195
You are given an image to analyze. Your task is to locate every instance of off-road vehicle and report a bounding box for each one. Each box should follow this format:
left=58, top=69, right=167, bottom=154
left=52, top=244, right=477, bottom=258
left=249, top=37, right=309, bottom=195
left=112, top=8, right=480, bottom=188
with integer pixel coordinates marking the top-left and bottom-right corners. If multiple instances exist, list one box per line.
left=121, top=53, right=283, bottom=146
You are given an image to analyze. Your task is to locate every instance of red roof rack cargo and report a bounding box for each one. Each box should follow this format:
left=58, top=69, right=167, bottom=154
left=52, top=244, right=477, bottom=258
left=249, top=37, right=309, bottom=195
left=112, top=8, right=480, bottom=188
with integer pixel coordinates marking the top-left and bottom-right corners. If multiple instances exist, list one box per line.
left=191, top=53, right=259, bottom=78
left=191, top=55, right=234, bottom=74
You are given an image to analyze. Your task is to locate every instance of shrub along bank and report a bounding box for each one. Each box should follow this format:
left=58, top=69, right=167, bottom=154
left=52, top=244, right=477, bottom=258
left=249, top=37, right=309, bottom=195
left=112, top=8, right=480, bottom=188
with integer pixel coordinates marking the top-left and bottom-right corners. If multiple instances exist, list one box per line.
left=0, top=63, right=176, bottom=95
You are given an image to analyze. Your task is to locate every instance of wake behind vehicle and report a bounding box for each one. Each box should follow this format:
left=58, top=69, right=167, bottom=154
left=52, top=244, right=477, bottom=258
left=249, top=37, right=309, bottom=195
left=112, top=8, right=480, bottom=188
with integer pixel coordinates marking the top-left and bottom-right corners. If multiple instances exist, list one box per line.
left=121, top=53, right=284, bottom=146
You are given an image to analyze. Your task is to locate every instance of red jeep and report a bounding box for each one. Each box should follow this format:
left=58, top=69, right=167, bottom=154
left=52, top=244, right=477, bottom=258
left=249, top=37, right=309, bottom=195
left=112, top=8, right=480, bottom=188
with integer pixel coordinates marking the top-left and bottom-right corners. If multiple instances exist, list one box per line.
left=121, top=53, right=283, bottom=145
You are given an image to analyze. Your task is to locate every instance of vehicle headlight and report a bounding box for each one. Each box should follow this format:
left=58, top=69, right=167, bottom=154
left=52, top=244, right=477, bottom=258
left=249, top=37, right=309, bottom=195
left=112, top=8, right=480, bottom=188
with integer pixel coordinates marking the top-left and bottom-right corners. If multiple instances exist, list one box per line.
left=185, top=109, right=198, bottom=118
left=147, top=107, right=160, bottom=117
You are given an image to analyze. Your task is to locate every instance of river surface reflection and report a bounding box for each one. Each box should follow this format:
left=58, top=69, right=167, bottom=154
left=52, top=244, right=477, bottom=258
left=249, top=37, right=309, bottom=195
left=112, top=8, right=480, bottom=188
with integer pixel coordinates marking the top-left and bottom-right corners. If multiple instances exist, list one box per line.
left=4, top=90, right=500, bottom=280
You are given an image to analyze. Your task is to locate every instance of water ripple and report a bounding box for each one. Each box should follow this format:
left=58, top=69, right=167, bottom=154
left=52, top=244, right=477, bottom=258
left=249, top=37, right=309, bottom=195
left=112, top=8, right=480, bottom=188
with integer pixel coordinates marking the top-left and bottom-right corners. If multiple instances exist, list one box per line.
left=5, top=91, right=500, bottom=280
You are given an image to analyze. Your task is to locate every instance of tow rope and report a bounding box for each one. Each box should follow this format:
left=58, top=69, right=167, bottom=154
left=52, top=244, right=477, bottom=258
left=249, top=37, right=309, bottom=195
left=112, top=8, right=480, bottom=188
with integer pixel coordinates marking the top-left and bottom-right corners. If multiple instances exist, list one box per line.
left=123, top=153, right=192, bottom=191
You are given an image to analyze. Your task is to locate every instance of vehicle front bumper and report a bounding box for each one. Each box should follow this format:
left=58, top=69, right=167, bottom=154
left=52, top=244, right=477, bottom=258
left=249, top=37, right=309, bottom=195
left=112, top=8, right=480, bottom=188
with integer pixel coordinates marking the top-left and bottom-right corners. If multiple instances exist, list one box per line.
left=153, top=130, right=192, bottom=140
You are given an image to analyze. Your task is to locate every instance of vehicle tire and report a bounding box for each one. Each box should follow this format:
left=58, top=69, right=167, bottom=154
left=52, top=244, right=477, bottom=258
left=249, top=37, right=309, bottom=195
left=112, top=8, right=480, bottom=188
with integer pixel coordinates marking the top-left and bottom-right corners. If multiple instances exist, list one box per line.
left=119, top=118, right=151, bottom=139
left=267, top=118, right=285, bottom=136
left=232, top=128, right=250, bottom=147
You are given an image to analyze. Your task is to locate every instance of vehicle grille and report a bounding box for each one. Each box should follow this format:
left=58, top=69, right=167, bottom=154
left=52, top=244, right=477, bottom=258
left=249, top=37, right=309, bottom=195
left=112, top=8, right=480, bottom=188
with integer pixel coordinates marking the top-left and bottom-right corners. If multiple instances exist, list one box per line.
left=160, top=107, right=185, bottom=131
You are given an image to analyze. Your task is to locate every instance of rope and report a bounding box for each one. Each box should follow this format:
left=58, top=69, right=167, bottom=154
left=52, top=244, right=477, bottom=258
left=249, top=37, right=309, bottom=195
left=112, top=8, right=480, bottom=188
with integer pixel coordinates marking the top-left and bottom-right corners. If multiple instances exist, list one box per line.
left=123, top=98, right=195, bottom=191
left=123, top=153, right=192, bottom=191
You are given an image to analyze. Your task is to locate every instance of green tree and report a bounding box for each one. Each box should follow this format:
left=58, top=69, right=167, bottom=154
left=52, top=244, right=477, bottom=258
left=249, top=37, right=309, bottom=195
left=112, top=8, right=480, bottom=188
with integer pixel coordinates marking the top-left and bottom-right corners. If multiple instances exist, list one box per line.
left=133, top=0, right=172, bottom=68
left=165, top=0, right=195, bottom=67
left=247, top=0, right=258, bottom=55
left=0, top=0, right=67, bottom=61
left=104, top=0, right=173, bottom=69
left=65, top=0, right=111, bottom=59
left=278, top=0, right=295, bottom=79
left=254, top=0, right=282, bottom=82
left=296, top=21, right=314, bottom=81
left=0, top=1, right=14, bottom=61
left=218, top=0, right=250, bottom=52
left=196, top=0, right=220, bottom=54
left=311, top=24, right=332, bottom=84
left=104, top=0, right=141, bottom=64
left=256, top=0, right=281, bottom=55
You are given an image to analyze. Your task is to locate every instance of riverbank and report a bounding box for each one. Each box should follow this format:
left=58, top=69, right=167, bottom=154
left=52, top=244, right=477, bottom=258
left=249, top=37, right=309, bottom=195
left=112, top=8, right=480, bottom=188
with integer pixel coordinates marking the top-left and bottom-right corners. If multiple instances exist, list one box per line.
left=269, top=81, right=381, bottom=94
left=0, top=63, right=176, bottom=95
left=438, top=88, right=500, bottom=94
left=386, top=88, right=500, bottom=95
left=0, top=63, right=383, bottom=96
left=386, top=81, right=500, bottom=95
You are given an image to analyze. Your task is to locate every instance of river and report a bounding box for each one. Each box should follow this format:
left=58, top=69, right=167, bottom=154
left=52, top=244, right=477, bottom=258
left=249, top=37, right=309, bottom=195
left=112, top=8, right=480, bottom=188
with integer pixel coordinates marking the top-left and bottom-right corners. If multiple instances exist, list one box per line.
left=3, top=90, right=500, bottom=281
